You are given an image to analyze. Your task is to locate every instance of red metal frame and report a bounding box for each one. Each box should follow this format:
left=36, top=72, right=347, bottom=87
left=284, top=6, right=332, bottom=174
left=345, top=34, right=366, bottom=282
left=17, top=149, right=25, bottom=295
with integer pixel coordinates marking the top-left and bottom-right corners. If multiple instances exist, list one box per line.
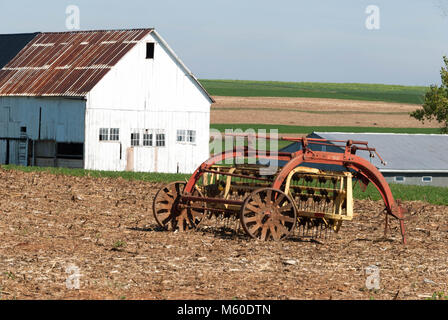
left=184, top=137, right=407, bottom=244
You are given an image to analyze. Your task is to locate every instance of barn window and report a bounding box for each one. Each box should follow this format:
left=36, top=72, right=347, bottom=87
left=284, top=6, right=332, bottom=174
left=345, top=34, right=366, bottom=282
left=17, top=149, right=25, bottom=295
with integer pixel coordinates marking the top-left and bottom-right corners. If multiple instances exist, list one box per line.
left=146, top=43, right=155, bottom=59
left=394, top=176, right=405, bottom=183
left=143, top=131, right=153, bottom=146
left=156, top=133, right=165, bottom=147
left=99, top=128, right=109, bottom=141
left=422, top=176, right=433, bottom=183
left=177, top=129, right=196, bottom=144
left=177, top=130, right=186, bottom=142
left=131, top=132, right=140, bottom=146
left=187, top=130, right=196, bottom=143
left=110, top=128, right=120, bottom=141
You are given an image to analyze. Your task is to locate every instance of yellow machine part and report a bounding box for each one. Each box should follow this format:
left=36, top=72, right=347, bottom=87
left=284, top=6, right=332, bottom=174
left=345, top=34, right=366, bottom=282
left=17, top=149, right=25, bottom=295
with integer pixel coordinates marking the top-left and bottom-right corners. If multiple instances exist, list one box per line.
left=284, top=166, right=353, bottom=232
left=199, top=164, right=274, bottom=211
left=196, top=165, right=354, bottom=234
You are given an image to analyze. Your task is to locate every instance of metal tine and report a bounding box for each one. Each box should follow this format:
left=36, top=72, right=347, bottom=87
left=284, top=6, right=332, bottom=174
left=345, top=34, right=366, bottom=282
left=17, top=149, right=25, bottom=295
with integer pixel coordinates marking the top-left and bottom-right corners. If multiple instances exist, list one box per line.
left=317, top=222, right=320, bottom=239
left=311, top=221, right=314, bottom=238
left=302, top=221, right=305, bottom=237
left=308, top=223, right=312, bottom=239
left=320, top=198, right=324, bottom=213
left=317, top=222, right=320, bottom=238
left=214, top=214, right=220, bottom=229
left=320, top=221, right=323, bottom=239
left=235, top=218, right=241, bottom=234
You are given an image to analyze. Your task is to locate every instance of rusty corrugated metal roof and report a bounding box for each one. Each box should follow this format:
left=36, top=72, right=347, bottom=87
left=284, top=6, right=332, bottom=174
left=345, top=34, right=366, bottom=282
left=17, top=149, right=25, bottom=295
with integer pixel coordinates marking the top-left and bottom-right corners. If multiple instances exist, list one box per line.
left=0, top=29, right=153, bottom=97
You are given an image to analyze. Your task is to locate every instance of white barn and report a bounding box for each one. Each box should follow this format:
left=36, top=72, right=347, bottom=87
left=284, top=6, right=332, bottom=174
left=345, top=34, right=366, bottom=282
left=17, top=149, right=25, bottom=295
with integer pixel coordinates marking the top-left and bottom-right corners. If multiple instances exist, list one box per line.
left=0, top=28, right=213, bottom=173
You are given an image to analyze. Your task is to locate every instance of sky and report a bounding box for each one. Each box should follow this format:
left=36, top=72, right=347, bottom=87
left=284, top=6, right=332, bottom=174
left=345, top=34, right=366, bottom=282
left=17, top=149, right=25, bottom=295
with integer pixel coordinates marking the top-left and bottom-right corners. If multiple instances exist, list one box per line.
left=1, top=0, right=448, bottom=86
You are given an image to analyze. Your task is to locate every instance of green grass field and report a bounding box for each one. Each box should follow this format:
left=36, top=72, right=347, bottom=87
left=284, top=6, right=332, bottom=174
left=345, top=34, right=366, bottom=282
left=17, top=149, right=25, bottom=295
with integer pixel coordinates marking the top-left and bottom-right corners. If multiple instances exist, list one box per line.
left=200, top=79, right=428, bottom=105
left=353, top=183, right=448, bottom=206
left=211, top=124, right=440, bottom=135
left=3, top=165, right=448, bottom=206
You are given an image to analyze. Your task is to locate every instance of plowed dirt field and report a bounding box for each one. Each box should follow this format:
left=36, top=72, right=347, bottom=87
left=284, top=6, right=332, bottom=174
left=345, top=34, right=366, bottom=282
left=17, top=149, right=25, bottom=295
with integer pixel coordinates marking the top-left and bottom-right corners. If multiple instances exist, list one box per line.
left=211, top=96, right=439, bottom=128
left=1, top=168, right=447, bottom=300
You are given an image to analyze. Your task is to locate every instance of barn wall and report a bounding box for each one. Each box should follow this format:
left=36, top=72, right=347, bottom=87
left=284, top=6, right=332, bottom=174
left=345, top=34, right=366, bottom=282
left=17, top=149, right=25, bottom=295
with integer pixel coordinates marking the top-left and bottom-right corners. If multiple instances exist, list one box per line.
left=85, top=33, right=211, bottom=173
left=84, top=109, right=209, bottom=173
left=0, top=96, right=85, bottom=165
left=0, top=96, right=85, bottom=141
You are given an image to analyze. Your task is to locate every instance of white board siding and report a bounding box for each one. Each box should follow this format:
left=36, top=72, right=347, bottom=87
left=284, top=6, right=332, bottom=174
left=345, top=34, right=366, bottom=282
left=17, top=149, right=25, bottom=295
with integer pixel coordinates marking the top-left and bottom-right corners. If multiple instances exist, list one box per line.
left=0, top=97, right=85, bottom=142
left=84, top=109, right=209, bottom=173
left=86, top=33, right=211, bottom=112
left=85, top=32, right=211, bottom=173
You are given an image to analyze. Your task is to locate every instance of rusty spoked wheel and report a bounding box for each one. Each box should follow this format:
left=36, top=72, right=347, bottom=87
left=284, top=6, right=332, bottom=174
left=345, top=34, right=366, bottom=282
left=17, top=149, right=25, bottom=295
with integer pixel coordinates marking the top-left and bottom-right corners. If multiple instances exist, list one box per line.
left=153, top=181, right=204, bottom=231
left=240, top=187, right=297, bottom=241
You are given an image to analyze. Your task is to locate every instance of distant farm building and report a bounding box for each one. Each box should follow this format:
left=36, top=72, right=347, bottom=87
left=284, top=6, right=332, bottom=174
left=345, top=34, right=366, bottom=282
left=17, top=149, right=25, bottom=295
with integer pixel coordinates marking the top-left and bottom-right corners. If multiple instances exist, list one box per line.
left=280, top=132, right=448, bottom=187
left=0, top=28, right=213, bottom=173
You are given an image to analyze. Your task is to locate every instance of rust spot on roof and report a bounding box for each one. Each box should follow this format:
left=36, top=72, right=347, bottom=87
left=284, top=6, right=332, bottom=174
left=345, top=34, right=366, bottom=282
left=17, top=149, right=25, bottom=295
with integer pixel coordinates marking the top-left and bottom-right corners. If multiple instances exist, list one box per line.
left=0, top=29, right=153, bottom=97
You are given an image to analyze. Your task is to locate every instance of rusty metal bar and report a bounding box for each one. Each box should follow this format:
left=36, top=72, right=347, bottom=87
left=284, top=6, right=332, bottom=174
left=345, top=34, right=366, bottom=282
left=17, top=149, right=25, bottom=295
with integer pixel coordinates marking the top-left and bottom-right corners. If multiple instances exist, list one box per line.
left=200, top=169, right=272, bottom=181
left=181, top=195, right=244, bottom=206
left=179, top=205, right=237, bottom=215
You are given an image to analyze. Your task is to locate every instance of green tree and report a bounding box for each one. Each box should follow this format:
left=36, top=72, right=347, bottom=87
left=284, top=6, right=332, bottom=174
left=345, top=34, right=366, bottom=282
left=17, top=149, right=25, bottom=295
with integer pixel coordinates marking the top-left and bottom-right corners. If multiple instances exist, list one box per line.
left=411, top=56, right=448, bottom=133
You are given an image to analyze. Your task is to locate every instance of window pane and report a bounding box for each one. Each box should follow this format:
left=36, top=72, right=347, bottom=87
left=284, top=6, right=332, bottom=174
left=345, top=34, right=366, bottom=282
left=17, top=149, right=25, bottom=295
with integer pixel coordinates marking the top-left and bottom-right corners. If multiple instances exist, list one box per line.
left=187, top=130, right=196, bottom=143
left=143, top=133, right=153, bottom=146
left=131, top=132, right=140, bottom=146
left=99, top=128, right=109, bottom=141
left=110, top=128, right=119, bottom=141
left=156, top=133, right=165, bottom=147
left=177, top=130, right=186, bottom=142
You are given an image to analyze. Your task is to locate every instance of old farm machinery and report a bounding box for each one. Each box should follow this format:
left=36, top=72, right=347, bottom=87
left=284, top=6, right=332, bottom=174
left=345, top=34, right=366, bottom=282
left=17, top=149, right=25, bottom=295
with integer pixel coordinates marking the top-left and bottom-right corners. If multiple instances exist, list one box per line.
left=153, top=135, right=407, bottom=243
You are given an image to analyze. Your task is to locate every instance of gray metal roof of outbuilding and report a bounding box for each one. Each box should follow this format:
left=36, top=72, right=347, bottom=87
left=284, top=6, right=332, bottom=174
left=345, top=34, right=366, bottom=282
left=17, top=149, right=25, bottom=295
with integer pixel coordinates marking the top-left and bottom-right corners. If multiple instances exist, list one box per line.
left=312, top=132, right=448, bottom=173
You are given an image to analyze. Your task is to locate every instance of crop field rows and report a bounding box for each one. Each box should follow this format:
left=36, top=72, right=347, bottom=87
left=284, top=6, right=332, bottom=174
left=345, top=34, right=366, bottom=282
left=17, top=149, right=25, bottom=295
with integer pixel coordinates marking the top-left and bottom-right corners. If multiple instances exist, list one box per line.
left=210, top=96, right=439, bottom=130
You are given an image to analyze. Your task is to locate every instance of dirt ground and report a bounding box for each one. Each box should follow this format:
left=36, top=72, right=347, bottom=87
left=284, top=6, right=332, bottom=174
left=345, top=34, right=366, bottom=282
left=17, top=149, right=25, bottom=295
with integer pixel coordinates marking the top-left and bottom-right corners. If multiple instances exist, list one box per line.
left=211, top=96, right=439, bottom=128
left=0, top=168, right=447, bottom=300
